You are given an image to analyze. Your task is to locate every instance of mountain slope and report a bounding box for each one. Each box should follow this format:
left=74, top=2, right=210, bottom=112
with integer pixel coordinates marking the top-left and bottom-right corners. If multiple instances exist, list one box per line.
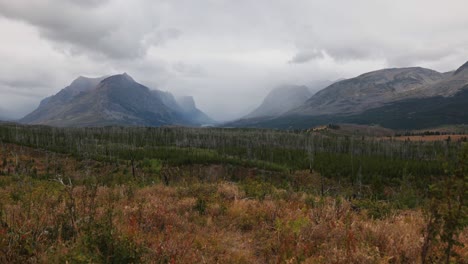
left=229, top=86, right=468, bottom=130
left=290, top=67, right=444, bottom=116
left=226, top=61, right=468, bottom=130
left=21, top=74, right=213, bottom=127
left=176, top=96, right=216, bottom=125
left=245, top=85, right=312, bottom=119
left=343, top=85, right=468, bottom=129
left=227, top=86, right=468, bottom=130
left=414, top=61, right=468, bottom=97
left=21, top=75, right=108, bottom=124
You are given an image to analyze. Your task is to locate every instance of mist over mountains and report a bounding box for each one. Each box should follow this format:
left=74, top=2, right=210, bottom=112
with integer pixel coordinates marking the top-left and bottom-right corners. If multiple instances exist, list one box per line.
left=244, top=85, right=312, bottom=119
left=228, top=60, right=468, bottom=129
left=1, top=60, right=466, bottom=129
left=20, top=73, right=215, bottom=127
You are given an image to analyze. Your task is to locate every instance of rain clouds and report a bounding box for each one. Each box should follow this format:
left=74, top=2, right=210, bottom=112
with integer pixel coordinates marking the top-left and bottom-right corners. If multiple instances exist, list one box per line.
left=0, top=0, right=467, bottom=120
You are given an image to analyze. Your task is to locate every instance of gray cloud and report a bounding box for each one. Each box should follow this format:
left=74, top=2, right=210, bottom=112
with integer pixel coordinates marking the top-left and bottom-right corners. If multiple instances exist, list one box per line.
left=0, top=0, right=467, bottom=121
left=289, top=50, right=324, bottom=64
left=172, top=62, right=206, bottom=78
left=0, top=0, right=179, bottom=60
left=69, top=0, right=109, bottom=8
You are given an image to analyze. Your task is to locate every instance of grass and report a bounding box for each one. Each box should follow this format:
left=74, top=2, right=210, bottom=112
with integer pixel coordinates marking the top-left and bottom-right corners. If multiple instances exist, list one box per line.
left=1, top=176, right=466, bottom=263
left=0, top=133, right=466, bottom=263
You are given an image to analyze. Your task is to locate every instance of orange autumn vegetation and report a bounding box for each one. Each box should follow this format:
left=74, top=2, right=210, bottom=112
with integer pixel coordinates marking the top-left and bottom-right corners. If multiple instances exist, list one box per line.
left=0, top=178, right=466, bottom=263
left=0, top=143, right=466, bottom=263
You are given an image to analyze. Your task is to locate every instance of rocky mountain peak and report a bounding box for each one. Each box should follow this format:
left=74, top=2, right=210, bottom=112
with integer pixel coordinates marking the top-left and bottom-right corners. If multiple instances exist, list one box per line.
left=66, top=75, right=106, bottom=94
left=98, top=73, right=135, bottom=85
left=122, top=72, right=135, bottom=81
left=21, top=73, right=214, bottom=127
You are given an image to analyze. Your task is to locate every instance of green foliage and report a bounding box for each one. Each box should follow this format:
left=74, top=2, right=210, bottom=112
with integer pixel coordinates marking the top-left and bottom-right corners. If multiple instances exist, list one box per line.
left=353, top=199, right=393, bottom=220
left=63, top=221, right=144, bottom=263
left=0, top=125, right=465, bottom=239
left=422, top=144, right=468, bottom=264
left=241, top=179, right=274, bottom=200
left=194, top=198, right=207, bottom=215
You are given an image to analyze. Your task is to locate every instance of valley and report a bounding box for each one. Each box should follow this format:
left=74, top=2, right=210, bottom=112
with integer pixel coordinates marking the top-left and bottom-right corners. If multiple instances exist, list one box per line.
left=0, top=124, right=466, bottom=263
left=1, top=2, right=468, bottom=263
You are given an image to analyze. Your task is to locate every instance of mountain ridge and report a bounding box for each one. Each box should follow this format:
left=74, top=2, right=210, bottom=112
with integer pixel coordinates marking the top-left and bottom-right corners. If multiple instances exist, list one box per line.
left=225, top=60, right=468, bottom=130
left=288, top=67, right=445, bottom=116
left=21, top=74, right=214, bottom=127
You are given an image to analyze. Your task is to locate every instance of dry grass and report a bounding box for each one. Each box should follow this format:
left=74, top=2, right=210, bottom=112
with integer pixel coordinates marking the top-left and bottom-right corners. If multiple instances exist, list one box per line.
left=1, top=180, right=466, bottom=263
left=0, top=143, right=466, bottom=263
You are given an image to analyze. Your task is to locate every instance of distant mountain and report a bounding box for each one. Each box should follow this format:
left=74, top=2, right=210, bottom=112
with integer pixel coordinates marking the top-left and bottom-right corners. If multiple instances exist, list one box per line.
left=453, top=61, right=468, bottom=76
left=342, top=85, right=468, bottom=129
left=414, top=61, right=468, bottom=97
left=151, top=90, right=182, bottom=112
left=22, top=76, right=108, bottom=124
left=21, top=73, right=214, bottom=127
left=231, top=86, right=468, bottom=130
left=290, top=67, right=444, bottom=116
left=307, top=79, right=336, bottom=95
left=226, top=61, right=468, bottom=130
left=244, top=85, right=312, bottom=119
left=176, top=96, right=216, bottom=125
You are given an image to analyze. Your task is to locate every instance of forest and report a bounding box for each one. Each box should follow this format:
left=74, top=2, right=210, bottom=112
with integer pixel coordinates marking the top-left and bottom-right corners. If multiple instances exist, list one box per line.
left=0, top=123, right=466, bottom=263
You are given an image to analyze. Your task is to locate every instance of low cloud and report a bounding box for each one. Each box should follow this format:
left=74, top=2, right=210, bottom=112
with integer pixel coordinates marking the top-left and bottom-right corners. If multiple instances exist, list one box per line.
left=289, top=50, right=324, bottom=64
left=0, top=0, right=467, bottom=121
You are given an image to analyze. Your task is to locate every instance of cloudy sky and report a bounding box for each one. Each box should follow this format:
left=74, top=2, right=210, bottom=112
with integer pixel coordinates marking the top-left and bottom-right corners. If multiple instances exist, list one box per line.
left=1, top=0, right=468, bottom=121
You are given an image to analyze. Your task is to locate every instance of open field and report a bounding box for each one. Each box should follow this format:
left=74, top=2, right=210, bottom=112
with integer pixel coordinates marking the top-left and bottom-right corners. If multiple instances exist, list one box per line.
left=0, top=124, right=466, bottom=263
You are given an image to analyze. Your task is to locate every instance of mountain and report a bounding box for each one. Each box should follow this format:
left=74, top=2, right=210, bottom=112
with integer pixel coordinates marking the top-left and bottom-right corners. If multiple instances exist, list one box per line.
left=342, top=85, right=468, bottom=129
left=231, top=86, right=468, bottom=130
left=151, top=90, right=182, bottom=112
left=307, top=79, right=336, bottom=94
left=22, top=76, right=108, bottom=124
left=21, top=73, right=214, bottom=127
left=453, top=60, right=468, bottom=76
left=290, top=67, right=444, bottom=116
left=176, top=96, right=216, bottom=125
left=226, top=61, right=468, bottom=130
left=414, top=61, right=468, bottom=97
left=244, top=85, right=312, bottom=119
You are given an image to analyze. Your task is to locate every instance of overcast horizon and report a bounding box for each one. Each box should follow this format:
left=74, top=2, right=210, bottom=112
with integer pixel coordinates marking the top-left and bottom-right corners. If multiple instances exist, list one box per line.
left=1, top=0, right=468, bottom=121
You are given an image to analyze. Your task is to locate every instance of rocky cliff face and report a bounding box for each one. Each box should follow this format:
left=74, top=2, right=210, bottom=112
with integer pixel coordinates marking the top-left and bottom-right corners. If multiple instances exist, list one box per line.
left=21, top=74, right=214, bottom=127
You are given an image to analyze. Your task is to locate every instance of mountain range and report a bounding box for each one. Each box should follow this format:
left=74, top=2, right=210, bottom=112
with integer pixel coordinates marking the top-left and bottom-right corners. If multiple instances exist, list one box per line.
left=13, top=60, right=468, bottom=130
left=228, top=60, right=468, bottom=129
left=21, top=73, right=215, bottom=127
